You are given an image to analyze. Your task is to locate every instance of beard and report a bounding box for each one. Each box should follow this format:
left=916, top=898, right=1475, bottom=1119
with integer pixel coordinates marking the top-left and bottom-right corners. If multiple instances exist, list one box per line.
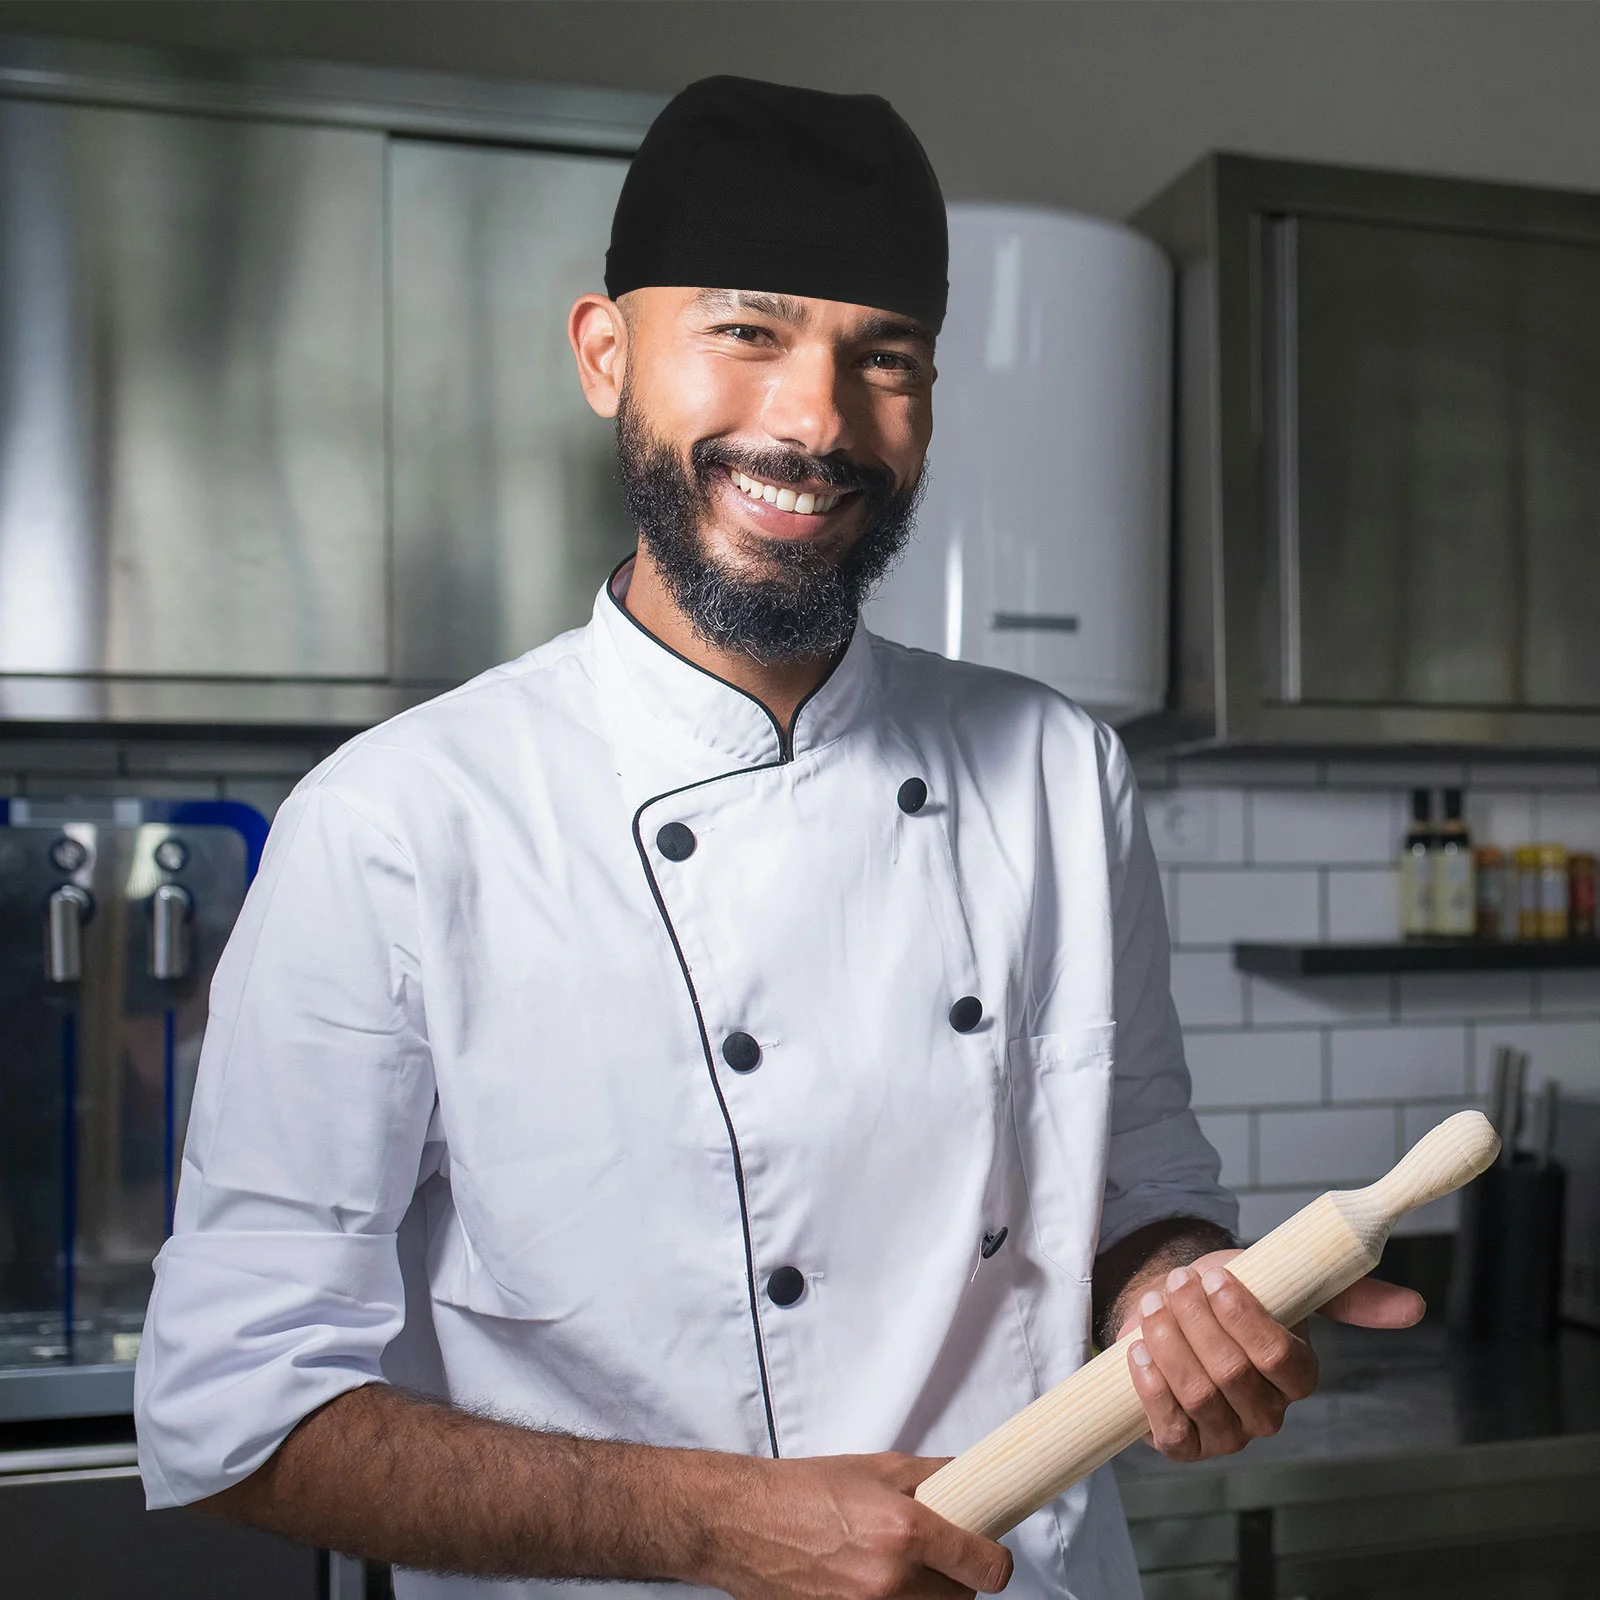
left=613, top=381, right=925, bottom=665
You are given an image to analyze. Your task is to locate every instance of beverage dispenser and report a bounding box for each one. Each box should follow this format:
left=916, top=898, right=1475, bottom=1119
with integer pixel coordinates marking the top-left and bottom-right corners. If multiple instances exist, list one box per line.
left=0, top=796, right=265, bottom=1419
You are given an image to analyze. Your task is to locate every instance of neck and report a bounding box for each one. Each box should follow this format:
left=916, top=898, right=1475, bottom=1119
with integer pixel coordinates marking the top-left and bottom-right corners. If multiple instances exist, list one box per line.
left=622, top=544, right=842, bottom=735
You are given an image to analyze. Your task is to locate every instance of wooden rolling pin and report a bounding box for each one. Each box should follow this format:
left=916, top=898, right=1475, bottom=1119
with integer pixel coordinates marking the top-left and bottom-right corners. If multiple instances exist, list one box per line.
left=915, top=1109, right=1499, bottom=1538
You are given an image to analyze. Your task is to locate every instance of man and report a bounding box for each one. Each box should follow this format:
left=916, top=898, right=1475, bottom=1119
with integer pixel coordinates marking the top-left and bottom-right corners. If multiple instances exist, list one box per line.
left=135, top=77, right=1420, bottom=1599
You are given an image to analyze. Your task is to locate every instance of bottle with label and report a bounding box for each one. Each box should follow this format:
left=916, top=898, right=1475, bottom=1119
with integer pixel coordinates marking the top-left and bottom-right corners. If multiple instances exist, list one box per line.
left=1571, top=853, right=1597, bottom=940
left=1515, top=845, right=1542, bottom=940
left=1399, top=788, right=1436, bottom=938
left=1432, top=788, right=1476, bottom=936
left=1538, top=843, right=1570, bottom=939
left=1475, top=846, right=1508, bottom=941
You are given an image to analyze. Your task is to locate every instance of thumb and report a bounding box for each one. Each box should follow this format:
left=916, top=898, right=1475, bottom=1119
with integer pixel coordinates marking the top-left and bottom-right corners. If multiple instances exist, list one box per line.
left=874, top=1452, right=955, bottom=1495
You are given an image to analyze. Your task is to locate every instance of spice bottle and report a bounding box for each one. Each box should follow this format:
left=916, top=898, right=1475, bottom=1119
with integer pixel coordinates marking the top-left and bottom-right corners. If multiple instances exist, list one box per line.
left=1475, top=846, right=1508, bottom=941
left=1400, top=788, right=1436, bottom=938
left=1571, top=853, right=1596, bottom=940
left=1538, top=843, right=1570, bottom=940
left=1515, top=846, right=1542, bottom=940
left=1433, top=788, right=1476, bottom=936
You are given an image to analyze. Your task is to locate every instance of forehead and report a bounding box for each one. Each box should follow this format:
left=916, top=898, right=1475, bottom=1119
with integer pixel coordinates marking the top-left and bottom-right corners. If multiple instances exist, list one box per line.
left=684, top=287, right=935, bottom=351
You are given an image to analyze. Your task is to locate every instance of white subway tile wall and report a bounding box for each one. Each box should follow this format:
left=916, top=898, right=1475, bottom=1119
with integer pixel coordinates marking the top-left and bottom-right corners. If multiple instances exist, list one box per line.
left=1143, top=761, right=1600, bottom=1239
left=4, top=741, right=1599, bottom=1244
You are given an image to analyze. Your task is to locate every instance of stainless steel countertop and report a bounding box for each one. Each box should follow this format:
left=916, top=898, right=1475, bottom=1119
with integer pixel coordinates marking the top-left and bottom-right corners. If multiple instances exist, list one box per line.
left=1114, top=1319, right=1600, bottom=1517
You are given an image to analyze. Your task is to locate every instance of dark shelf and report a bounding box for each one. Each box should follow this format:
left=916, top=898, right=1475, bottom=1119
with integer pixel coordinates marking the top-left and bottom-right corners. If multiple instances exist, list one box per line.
left=1233, top=939, right=1600, bottom=976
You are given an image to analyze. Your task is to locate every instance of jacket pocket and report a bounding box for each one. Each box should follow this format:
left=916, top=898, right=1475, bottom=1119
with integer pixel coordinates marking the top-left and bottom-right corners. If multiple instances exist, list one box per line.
left=1008, top=1025, right=1116, bottom=1282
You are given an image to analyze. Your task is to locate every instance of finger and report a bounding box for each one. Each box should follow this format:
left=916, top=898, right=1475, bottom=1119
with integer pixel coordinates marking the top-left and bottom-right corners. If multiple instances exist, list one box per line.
left=1136, top=1279, right=1250, bottom=1456
left=1199, top=1268, right=1319, bottom=1403
left=1317, top=1274, right=1426, bottom=1328
left=1127, top=1333, right=1201, bottom=1461
left=1164, top=1268, right=1294, bottom=1437
left=915, top=1508, right=1015, bottom=1594
left=874, top=1452, right=955, bottom=1495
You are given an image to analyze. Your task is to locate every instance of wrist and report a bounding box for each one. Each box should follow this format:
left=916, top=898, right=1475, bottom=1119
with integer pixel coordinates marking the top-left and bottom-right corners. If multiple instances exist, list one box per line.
left=662, top=1447, right=768, bottom=1591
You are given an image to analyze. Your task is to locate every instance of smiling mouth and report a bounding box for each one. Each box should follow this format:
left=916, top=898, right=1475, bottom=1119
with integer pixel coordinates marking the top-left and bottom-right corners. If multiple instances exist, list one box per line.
left=727, top=465, right=851, bottom=517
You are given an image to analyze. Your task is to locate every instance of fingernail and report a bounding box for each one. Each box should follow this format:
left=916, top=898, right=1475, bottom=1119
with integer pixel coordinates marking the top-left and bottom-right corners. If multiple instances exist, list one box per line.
left=1202, top=1269, right=1228, bottom=1295
left=1166, top=1266, right=1190, bottom=1292
left=1131, top=1341, right=1152, bottom=1367
left=1139, top=1289, right=1164, bottom=1318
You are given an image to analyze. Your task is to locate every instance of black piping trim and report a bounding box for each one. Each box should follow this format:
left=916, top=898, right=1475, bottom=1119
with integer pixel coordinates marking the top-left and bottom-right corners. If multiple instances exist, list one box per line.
left=605, top=553, right=855, bottom=763
left=631, top=760, right=790, bottom=1458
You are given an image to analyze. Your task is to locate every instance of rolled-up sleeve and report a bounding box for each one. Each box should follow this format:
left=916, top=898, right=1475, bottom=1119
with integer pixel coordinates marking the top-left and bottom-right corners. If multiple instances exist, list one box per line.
left=135, top=779, right=436, bottom=1508
left=1095, top=730, right=1239, bottom=1252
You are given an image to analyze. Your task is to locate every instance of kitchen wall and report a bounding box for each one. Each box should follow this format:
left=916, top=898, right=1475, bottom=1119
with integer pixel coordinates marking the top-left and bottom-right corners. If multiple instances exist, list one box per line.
left=1137, top=757, right=1600, bottom=1240
left=2, top=1, right=1599, bottom=222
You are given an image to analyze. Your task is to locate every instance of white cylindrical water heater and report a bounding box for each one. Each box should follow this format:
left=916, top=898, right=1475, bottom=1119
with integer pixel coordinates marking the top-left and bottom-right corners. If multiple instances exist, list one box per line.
left=865, top=203, right=1172, bottom=724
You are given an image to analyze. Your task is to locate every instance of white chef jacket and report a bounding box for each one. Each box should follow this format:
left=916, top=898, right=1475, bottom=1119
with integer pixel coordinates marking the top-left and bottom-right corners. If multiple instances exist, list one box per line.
left=135, top=559, right=1235, bottom=1600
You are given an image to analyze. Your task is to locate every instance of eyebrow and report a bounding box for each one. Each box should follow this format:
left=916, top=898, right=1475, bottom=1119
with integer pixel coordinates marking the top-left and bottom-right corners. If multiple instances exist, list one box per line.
left=690, top=288, right=935, bottom=352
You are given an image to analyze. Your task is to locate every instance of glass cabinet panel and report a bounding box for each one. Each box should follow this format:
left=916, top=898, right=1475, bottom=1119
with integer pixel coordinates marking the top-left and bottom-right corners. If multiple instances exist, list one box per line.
left=1283, top=216, right=1600, bottom=711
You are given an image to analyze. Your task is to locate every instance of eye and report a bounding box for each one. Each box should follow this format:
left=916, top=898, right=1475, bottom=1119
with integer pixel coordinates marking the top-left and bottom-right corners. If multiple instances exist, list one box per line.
left=864, top=350, right=921, bottom=376
left=713, top=323, right=774, bottom=345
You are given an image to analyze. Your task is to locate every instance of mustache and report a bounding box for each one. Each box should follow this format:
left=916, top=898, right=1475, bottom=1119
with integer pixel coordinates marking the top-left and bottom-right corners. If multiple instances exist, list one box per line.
left=689, top=438, right=894, bottom=501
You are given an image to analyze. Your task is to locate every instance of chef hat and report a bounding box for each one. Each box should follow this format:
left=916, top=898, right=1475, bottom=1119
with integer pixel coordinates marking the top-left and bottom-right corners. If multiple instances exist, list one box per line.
left=604, top=75, right=948, bottom=333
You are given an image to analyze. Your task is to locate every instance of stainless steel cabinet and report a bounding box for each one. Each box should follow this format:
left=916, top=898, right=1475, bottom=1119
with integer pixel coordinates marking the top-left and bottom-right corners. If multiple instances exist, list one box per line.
left=1130, top=155, right=1600, bottom=753
left=0, top=35, right=660, bottom=730
left=0, top=99, right=387, bottom=684
left=389, top=141, right=634, bottom=683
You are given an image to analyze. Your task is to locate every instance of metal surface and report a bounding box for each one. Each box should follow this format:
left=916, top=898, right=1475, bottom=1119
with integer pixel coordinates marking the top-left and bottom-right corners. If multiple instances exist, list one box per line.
left=389, top=139, right=635, bottom=680
left=0, top=1466, right=323, bottom=1599
left=0, top=804, right=252, bottom=1387
left=0, top=1440, right=138, bottom=1476
left=44, top=884, right=90, bottom=983
left=148, top=883, right=192, bottom=981
left=0, top=28, right=665, bottom=149
left=0, top=1362, right=134, bottom=1421
left=0, top=97, right=387, bottom=682
left=0, top=32, right=661, bottom=732
left=1116, top=1320, right=1600, bottom=1595
left=1128, top=153, right=1600, bottom=752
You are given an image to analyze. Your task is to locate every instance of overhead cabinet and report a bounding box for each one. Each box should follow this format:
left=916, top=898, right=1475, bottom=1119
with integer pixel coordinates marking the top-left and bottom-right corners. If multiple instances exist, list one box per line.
left=0, top=99, right=388, bottom=717
left=1130, top=155, right=1600, bottom=753
left=0, top=37, right=653, bottom=729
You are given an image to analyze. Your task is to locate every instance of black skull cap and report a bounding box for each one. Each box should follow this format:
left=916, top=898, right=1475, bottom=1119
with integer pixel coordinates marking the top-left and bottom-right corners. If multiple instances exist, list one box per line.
left=605, top=75, right=948, bottom=333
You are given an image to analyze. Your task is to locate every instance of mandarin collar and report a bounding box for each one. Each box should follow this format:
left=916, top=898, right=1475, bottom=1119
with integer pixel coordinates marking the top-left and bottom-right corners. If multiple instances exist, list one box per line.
left=589, top=557, right=875, bottom=775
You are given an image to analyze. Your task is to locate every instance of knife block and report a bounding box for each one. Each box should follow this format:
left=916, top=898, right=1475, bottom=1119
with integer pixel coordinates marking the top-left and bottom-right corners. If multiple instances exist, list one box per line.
left=1448, top=1156, right=1566, bottom=1340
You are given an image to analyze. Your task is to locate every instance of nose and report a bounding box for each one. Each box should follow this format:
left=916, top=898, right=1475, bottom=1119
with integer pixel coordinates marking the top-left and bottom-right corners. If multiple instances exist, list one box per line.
left=759, top=344, right=852, bottom=461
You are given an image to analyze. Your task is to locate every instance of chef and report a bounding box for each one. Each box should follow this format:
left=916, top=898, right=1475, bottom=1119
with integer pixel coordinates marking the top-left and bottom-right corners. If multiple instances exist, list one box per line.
left=135, top=75, right=1420, bottom=1600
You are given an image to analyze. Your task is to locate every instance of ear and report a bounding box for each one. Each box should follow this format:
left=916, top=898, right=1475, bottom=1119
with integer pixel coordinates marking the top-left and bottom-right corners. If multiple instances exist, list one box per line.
left=568, top=294, right=629, bottom=419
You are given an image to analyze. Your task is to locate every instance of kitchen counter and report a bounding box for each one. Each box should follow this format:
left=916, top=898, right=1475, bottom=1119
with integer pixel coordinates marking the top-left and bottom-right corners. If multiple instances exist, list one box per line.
left=1114, top=1319, right=1600, bottom=1599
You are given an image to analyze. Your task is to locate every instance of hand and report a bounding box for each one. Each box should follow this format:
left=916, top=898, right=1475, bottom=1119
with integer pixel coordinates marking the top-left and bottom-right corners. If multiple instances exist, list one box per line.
left=702, top=1450, right=1013, bottom=1600
left=1114, top=1249, right=1425, bottom=1464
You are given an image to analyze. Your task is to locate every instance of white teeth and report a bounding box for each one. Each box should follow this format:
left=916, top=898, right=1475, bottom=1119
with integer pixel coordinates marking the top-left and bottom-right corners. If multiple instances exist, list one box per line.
left=728, top=465, right=840, bottom=514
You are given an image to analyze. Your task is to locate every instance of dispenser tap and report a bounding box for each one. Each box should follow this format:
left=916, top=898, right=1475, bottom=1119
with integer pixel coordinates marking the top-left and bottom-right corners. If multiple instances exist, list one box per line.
left=150, top=882, right=194, bottom=981
left=45, top=884, right=94, bottom=983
